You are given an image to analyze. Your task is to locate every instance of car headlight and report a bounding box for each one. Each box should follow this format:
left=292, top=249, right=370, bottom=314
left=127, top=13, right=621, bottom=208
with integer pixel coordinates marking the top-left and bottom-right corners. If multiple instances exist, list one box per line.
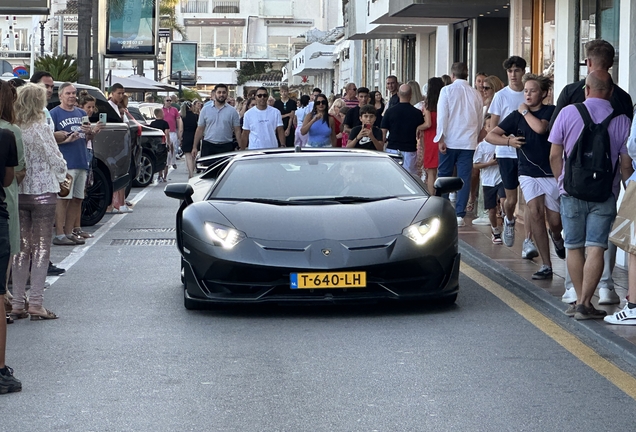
left=402, top=217, right=441, bottom=245
left=204, top=222, right=245, bottom=249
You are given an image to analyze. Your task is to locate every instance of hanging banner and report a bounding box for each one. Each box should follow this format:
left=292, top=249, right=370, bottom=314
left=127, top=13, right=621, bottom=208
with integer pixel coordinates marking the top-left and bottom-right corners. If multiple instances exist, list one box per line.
left=106, top=0, right=157, bottom=55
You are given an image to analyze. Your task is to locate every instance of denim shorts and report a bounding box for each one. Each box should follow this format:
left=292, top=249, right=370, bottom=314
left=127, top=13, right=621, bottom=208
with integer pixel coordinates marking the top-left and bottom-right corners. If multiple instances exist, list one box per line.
left=560, top=194, right=617, bottom=249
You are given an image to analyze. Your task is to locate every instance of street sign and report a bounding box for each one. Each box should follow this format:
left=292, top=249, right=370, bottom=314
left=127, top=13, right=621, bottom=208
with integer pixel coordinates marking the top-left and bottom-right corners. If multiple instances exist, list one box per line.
left=12, top=66, right=28, bottom=77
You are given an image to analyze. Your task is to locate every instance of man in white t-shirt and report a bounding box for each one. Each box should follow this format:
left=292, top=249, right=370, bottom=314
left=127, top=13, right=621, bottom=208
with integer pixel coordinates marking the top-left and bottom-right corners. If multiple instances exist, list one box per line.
left=488, top=56, right=537, bottom=259
left=241, top=87, right=285, bottom=150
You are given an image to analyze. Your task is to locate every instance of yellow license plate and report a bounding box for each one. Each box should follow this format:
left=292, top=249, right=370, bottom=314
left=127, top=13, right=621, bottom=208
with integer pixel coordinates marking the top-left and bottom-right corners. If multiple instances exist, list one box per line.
left=291, top=272, right=367, bottom=289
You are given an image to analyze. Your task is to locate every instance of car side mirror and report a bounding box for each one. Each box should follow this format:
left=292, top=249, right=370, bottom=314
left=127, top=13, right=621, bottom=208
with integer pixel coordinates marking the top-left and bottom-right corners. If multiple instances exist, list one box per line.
left=434, top=177, right=464, bottom=197
left=164, top=183, right=194, bottom=201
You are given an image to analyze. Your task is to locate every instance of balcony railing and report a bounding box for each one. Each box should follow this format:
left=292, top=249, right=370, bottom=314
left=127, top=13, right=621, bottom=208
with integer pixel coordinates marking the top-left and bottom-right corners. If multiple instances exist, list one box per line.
left=259, top=0, right=293, bottom=17
left=198, top=43, right=290, bottom=60
left=181, top=0, right=209, bottom=13
left=212, top=0, right=240, bottom=13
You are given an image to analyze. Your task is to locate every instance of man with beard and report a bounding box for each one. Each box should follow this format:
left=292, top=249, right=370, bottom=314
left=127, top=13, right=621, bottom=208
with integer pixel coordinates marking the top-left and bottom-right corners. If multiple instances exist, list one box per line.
left=192, top=84, right=241, bottom=157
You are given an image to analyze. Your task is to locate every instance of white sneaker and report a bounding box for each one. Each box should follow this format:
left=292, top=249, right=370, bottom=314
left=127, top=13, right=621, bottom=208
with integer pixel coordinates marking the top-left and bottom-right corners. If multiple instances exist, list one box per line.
left=472, top=212, right=491, bottom=226
left=502, top=217, right=515, bottom=247
left=521, top=238, right=539, bottom=260
left=561, top=287, right=577, bottom=304
left=449, top=192, right=457, bottom=202
left=456, top=216, right=465, bottom=227
left=598, top=287, right=620, bottom=305
left=118, top=205, right=133, bottom=213
left=604, top=305, right=636, bottom=325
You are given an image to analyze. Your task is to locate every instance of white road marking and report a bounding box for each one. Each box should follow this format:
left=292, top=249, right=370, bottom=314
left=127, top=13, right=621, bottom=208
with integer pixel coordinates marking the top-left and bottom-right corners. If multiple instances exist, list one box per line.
left=47, top=180, right=160, bottom=287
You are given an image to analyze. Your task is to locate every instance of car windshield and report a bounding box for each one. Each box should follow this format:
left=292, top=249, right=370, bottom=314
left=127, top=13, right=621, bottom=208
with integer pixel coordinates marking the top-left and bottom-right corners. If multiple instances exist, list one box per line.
left=210, top=155, right=426, bottom=202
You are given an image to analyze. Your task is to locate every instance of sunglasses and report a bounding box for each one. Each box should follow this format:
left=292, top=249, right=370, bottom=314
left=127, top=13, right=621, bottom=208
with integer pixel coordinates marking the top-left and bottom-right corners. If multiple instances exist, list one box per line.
left=256, top=94, right=268, bottom=98
left=315, top=100, right=328, bottom=106
left=483, top=86, right=492, bottom=90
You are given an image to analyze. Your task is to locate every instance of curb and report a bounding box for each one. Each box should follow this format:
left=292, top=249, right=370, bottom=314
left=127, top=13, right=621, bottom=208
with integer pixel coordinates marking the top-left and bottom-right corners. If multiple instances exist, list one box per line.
left=459, top=239, right=636, bottom=370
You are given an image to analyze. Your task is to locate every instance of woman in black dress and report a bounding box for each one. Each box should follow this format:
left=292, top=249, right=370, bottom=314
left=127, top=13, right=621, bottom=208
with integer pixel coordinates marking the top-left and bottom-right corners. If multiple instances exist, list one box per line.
left=180, top=101, right=199, bottom=178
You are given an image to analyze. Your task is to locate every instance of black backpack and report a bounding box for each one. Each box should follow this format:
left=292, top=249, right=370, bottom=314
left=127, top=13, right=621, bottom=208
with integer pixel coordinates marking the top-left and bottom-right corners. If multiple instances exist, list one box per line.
left=563, top=104, right=618, bottom=202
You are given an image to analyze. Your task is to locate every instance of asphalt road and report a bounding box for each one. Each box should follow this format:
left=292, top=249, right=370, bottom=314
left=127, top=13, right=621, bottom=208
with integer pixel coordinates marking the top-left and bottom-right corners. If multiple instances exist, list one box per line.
left=3, top=163, right=636, bottom=431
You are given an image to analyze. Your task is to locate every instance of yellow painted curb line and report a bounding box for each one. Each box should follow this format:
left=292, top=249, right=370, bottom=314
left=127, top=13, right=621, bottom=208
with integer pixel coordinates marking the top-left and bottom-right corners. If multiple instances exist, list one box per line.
left=461, top=262, right=636, bottom=400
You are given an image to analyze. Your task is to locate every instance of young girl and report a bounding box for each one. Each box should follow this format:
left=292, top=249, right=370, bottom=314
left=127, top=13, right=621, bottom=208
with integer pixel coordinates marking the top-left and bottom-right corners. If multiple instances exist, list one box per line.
left=421, top=77, right=444, bottom=194
left=74, top=91, right=103, bottom=237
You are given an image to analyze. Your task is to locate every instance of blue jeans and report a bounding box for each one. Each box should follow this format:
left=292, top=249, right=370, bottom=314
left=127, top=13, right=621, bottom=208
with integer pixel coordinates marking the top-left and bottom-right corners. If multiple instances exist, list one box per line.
left=437, top=148, right=474, bottom=218
left=560, top=194, right=616, bottom=249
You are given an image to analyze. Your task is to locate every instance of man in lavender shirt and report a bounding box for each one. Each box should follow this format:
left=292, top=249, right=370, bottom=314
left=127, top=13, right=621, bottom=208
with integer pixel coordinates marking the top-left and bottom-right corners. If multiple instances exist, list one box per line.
left=549, top=70, right=634, bottom=320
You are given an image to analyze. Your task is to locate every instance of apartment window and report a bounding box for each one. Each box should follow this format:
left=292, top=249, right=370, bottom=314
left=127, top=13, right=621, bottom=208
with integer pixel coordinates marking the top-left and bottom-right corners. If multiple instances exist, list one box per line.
left=181, top=0, right=209, bottom=14
left=212, top=1, right=239, bottom=13
left=187, top=26, right=243, bottom=58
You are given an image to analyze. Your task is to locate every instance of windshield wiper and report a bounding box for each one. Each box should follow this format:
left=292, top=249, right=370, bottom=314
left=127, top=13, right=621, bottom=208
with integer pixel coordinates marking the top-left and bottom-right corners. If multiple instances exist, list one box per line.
left=213, top=197, right=294, bottom=205
left=290, top=196, right=395, bottom=204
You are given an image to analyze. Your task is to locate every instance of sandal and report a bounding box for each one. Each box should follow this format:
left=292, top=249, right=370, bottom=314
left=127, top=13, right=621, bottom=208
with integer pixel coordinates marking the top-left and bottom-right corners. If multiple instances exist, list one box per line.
left=28, top=308, right=58, bottom=321
left=73, top=228, right=94, bottom=239
left=466, top=200, right=475, bottom=213
left=9, top=309, right=29, bottom=320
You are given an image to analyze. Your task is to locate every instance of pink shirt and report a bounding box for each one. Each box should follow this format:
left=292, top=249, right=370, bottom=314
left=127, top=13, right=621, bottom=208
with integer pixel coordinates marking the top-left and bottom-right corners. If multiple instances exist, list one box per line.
left=162, top=106, right=180, bottom=132
left=548, top=97, right=630, bottom=198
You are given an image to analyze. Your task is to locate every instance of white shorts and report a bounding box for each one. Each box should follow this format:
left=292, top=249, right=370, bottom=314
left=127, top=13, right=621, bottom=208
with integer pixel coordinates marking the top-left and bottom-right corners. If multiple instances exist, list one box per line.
left=59, top=168, right=87, bottom=200
left=519, top=175, right=560, bottom=212
left=385, top=149, right=417, bottom=176
left=168, top=132, right=178, bottom=147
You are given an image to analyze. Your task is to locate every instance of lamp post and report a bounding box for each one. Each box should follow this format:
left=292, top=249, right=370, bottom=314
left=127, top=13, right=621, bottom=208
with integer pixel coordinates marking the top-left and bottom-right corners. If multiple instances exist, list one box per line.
left=39, top=18, right=48, bottom=57
left=157, top=61, right=164, bottom=80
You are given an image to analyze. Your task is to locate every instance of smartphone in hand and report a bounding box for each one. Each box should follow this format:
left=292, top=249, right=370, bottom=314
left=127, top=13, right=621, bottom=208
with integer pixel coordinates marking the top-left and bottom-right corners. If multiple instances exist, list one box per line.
left=99, top=113, right=107, bottom=124
left=364, top=123, right=372, bottom=130
left=82, top=115, right=90, bottom=125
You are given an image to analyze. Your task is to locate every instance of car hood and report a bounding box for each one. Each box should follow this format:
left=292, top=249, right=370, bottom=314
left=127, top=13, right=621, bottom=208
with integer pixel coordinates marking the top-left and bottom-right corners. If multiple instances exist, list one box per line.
left=207, top=198, right=427, bottom=241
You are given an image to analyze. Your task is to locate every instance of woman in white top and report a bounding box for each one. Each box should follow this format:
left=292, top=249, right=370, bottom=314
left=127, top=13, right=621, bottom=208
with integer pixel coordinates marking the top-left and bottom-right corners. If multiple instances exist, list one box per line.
left=10, top=83, right=67, bottom=321
left=294, top=95, right=311, bottom=147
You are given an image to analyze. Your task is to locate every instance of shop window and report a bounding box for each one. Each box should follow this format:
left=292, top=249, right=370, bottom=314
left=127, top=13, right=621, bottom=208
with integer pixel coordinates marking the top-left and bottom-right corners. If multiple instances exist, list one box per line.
left=579, top=0, right=619, bottom=80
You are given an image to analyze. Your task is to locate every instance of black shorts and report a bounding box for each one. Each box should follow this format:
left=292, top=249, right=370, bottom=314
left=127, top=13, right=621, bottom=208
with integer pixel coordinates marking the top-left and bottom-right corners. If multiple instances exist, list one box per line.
left=483, top=183, right=505, bottom=210
left=497, top=157, right=519, bottom=190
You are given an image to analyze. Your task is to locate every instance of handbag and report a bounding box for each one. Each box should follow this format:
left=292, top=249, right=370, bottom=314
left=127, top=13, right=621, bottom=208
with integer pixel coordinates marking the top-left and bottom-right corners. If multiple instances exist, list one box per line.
left=609, top=181, right=636, bottom=254
left=58, top=174, right=73, bottom=198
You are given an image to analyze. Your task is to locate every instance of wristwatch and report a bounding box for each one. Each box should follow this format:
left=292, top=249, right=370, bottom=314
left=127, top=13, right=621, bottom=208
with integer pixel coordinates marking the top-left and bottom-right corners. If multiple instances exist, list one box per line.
left=521, top=109, right=528, bottom=116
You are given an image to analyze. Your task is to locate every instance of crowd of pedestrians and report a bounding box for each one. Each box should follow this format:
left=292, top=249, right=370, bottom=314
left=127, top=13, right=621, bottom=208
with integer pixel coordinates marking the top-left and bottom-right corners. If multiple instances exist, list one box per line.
left=2, top=38, right=636, bottom=395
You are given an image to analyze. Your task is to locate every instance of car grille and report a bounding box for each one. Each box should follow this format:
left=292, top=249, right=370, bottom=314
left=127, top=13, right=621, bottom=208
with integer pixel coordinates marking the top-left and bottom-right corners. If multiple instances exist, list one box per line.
left=197, top=258, right=447, bottom=299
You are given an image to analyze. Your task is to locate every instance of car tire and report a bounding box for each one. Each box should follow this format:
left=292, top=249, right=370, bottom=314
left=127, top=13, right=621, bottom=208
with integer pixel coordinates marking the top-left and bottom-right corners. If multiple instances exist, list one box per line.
left=435, top=293, right=458, bottom=307
left=180, top=257, right=185, bottom=286
left=82, top=165, right=111, bottom=226
left=133, top=151, right=154, bottom=187
left=125, top=159, right=135, bottom=198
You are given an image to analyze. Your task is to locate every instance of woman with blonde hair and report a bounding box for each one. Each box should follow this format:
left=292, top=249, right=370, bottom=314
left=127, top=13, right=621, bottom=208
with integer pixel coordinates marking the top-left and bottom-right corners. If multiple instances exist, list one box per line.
left=328, top=98, right=347, bottom=145
left=407, top=80, right=425, bottom=177
left=11, top=83, right=67, bottom=320
left=482, top=75, right=505, bottom=111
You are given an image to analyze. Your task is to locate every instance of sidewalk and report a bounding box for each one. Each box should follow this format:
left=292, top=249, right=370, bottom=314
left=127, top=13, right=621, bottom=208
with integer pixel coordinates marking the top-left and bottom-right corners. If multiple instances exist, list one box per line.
left=458, top=214, right=635, bottom=347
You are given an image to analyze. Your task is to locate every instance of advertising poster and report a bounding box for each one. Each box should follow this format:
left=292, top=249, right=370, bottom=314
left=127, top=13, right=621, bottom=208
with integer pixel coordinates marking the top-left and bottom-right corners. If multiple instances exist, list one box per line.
left=170, top=42, right=197, bottom=84
left=107, top=0, right=156, bottom=55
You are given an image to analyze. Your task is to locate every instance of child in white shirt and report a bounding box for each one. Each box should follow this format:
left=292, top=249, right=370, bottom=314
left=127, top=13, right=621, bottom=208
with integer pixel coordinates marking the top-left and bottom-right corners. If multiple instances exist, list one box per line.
left=473, top=114, right=505, bottom=244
